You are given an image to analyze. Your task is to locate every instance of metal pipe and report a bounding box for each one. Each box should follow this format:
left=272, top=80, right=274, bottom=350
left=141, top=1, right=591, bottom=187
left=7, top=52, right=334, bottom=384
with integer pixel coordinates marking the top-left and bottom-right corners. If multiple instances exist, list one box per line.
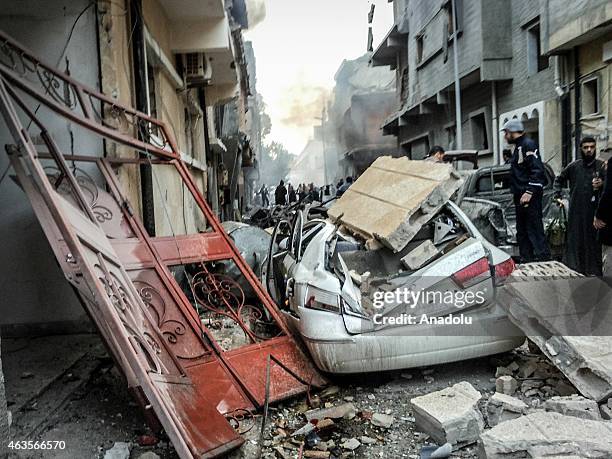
left=492, top=81, right=499, bottom=164
left=451, top=0, right=462, bottom=149
left=573, top=46, right=581, bottom=161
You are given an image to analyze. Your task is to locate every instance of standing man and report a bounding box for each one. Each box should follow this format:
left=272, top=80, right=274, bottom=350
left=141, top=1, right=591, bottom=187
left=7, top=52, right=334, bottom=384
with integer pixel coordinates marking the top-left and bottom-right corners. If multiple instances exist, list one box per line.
left=259, top=184, right=269, bottom=207
left=288, top=183, right=297, bottom=204
left=275, top=180, right=287, bottom=206
left=554, top=137, right=605, bottom=275
left=594, top=160, right=612, bottom=277
left=502, top=119, right=551, bottom=262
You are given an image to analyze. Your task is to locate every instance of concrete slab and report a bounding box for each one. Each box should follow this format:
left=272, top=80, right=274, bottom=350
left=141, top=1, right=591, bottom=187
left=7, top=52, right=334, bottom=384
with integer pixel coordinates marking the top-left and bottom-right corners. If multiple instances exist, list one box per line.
left=498, top=277, right=612, bottom=402
left=328, top=157, right=463, bottom=252
left=544, top=394, right=602, bottom=420
left=411, top=381, right=484, bottom=447
left=478, top=411, right=612, bottom=458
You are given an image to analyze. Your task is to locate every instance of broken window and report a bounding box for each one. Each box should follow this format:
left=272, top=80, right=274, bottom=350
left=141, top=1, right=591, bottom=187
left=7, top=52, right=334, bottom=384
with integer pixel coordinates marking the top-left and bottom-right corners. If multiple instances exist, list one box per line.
left=581, top=77, right=600, bottom=116
left=402, top=136, right=430, bottom=160
left=526, top=21, right=548, bottom=75
left=470, top=112, right=489, bottom=150
left=416, top=34, right=424, bottom=64
left=444, top=0, right=463, bottom=39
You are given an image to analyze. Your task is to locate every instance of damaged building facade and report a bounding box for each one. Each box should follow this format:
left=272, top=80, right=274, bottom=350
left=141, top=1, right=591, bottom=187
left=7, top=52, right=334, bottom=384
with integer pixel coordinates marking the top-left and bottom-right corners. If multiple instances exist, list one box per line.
left=373, top=0, right=612, bottom=172
left=0, top=0, right=256, bottom=337
left=322, top=53, right=397, bottom=181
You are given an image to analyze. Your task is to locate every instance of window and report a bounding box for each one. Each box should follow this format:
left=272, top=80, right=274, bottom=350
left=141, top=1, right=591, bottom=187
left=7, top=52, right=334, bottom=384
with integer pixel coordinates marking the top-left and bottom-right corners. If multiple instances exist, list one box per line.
left=527, top=22, right=549, bottom=75
left=444, top=0, right=463, bottom=39
left=446, top=125, right=457, bottom=150
left=416, top=34, right=424, bottom=64
left=402, top=136, right=430, bottom=159
left=470, top=113, right=489, bottom=150
left=476, top=174, right=493, bottom=194
left=581, top=77, right=600, bottom=116
left=146, top=64, right=158, bottom=118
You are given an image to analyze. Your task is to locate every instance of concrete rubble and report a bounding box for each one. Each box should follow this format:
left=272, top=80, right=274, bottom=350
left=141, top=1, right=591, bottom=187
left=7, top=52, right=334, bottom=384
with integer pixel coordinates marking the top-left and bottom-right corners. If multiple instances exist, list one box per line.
left=328, top=157, right=463, bottom=252
left=600, top=399, right=612, bottom=420
left=401, top=239, right=440, bottom=270
left=486, top=393, right=528, bottom=427
left=370, top=412, right=394, bottom=428
left=499, top=277, right=612, bottom=402
left=305, top=403, right=357, bottom=421
left=495, top=376, right=518, bottom=395
left=103, top=442, right=132, bottom=459
left=478, top=411, right=612, bottom=458
left=411, top=381, right=484, bottom=446
left=544, top=394, right=602, bottom=420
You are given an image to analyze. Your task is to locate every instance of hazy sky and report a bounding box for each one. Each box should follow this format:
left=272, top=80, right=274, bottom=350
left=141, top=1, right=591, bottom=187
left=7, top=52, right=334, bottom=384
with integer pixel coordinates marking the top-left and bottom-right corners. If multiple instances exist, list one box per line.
left=244, top=0, right=394, bottom=155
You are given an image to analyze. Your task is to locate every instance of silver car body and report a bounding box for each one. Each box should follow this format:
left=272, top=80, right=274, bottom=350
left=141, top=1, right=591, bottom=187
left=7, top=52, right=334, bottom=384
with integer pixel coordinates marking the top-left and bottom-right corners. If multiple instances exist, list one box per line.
left=266, top=201, right=524, bottom=374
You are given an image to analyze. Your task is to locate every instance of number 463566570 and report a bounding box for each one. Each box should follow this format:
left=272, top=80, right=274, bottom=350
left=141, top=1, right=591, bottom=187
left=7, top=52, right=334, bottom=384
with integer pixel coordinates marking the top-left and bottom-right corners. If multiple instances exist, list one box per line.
left=7, top=440, right=66, bottom=450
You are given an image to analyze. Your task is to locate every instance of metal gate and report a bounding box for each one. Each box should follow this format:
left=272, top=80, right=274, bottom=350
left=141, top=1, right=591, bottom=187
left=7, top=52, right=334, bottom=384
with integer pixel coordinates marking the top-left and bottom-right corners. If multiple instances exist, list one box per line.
left=0, top=30, right=324, bottom=458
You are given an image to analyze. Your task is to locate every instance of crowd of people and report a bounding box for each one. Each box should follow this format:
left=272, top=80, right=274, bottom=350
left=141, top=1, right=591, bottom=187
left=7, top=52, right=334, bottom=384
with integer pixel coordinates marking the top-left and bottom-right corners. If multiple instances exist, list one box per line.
left=256, top=180, right=342, bottom=208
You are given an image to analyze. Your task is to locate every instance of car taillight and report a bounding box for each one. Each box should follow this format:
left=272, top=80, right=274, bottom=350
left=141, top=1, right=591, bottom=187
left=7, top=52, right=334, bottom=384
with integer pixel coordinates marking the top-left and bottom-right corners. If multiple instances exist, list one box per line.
left=305, top=286, right=340, bottom=314
left=494, top=257, right=515, bottom=284
left=452, top=257, right=490, bottom=288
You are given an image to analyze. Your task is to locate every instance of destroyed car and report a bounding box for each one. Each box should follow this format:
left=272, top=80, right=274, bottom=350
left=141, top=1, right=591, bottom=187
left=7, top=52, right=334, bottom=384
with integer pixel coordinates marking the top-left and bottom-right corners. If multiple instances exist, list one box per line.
left=456, top=162, right=564, bottom=259
left=264, top=157, right=525, bottom=374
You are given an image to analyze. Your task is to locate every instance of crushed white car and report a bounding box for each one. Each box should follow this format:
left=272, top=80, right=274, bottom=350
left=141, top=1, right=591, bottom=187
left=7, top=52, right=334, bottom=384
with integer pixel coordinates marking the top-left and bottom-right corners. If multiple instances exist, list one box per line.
left=264, top=158, right=525, bottom=374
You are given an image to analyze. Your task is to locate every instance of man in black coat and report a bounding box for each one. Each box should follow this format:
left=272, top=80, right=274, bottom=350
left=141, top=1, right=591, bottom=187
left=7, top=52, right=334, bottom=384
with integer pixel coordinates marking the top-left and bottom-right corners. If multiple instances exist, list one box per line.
left=502, top=119, right=551, bottom=262
left=554, top=137, right=605, bottom=275
left=594, top=159, right=612, bottom=277
left=274, top=180, right=287, bottom=206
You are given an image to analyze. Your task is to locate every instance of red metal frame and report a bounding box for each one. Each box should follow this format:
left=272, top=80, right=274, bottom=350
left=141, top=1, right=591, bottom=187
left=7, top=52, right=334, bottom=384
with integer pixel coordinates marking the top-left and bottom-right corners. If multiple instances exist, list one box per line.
left=0, top=30, right=324, bottom=458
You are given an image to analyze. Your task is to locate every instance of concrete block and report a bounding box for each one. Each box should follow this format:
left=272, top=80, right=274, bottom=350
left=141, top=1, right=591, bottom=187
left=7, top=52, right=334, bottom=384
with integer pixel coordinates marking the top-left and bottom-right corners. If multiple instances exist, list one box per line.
left=103, top=442, right=131, bottom=459
left=544, top=395, right=602, bottom=420
left=600, top=403, right=612, bottom=420
left=495, top=376, right=518, bottom=395
left=486, top=393, right=528, bottom=427
left=411, top=381, right=484, bottom=446
left=328, top=157, right=463, bottom=252
left=478, top=412, right=612, bottom=458
left=401, top=240, right=440, bottom=270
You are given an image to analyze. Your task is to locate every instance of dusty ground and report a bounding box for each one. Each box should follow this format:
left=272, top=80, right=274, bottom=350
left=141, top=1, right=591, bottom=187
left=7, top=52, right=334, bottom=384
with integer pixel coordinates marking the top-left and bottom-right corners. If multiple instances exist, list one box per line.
left=1, top=333, right=573, bottom=459
left=2, top=334, right=177, bottom=459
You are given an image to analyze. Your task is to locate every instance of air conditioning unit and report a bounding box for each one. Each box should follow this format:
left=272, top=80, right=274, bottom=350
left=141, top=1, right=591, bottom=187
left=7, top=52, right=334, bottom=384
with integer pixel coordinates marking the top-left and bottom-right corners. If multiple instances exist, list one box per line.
left=181, top=53, right=212, bottom=87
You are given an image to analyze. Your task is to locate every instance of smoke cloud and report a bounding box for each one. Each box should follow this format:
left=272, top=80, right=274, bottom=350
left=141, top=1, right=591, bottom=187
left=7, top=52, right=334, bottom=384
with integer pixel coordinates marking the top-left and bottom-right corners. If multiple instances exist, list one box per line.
left=245, top=0, right=266, bottom=30
left=278, top=83, right=330, bottom=128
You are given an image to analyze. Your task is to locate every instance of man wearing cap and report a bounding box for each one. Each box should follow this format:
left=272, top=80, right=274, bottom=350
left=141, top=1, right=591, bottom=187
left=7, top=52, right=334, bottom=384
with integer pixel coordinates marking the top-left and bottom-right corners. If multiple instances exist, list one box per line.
left=502, top=119, right=551, bottom=262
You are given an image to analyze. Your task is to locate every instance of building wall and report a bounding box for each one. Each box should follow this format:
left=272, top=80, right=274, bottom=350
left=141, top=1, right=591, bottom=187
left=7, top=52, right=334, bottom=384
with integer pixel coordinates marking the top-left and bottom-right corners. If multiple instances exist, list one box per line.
left=542, top=0, right=612, bottom=53
left=382, top=0, right=565, bottom=170
left=405, top=0, right=483, bottom=109
left=0, top=1, right=100, bottom=333
left=575, top=33, right=612, bottom=154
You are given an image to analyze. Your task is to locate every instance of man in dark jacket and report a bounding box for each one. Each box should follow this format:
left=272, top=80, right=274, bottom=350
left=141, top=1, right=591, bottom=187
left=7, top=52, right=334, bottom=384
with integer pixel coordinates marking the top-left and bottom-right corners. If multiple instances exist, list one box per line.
left=288, top=183, right=297, bottom=204
left=274, top=180, right=287, bottom=206
left=594, top=160, right=612, bottom=277
left=554, top=136, right=605, bottom=275
left=502, top=119, right=551, bottom=262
